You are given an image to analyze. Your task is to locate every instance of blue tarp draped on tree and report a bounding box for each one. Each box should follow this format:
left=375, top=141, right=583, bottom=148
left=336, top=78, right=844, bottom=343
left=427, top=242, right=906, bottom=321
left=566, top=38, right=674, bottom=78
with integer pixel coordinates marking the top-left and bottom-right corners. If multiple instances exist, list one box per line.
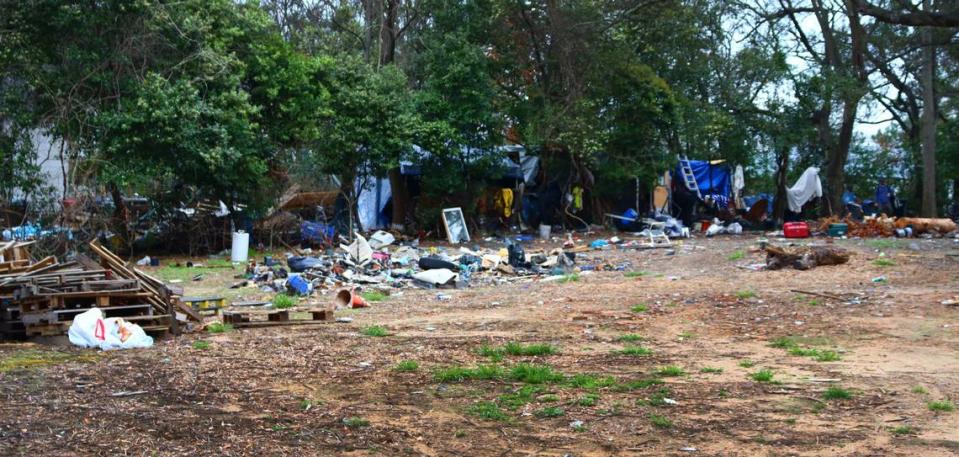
left=674, top=160, right=731, bottom=196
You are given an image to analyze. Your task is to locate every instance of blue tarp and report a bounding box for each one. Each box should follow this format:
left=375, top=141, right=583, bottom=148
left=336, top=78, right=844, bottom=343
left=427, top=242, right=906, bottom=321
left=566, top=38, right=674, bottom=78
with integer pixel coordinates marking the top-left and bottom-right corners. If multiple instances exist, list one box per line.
left=674, top=160, right=731, bottom=197
left=744, top=193, right=774, bottom=210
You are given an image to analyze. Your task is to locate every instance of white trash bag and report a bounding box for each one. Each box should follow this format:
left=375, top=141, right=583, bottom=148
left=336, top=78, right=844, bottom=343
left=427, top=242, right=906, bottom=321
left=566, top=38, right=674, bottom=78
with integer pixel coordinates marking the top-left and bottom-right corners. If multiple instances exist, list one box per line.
left=68, top=308, right=154, bottom=350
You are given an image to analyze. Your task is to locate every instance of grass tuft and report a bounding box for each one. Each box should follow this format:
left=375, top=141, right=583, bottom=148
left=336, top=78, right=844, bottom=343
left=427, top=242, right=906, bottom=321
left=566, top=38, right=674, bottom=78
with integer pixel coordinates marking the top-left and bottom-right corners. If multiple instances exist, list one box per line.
left=361, top=290, right=389, bottom=302
left=342, top=417, right=370, bottom=428
left=770, top=337, right=797, bottom=349
left=206, top=322, right=234, bottom=334
left=394, top=360, right=419, bottom=372
left=576, top=393, right=600, bottom=406
left=614, top=378, right=664, bottom=391
left=750, top=369, right=775, bottom=383
left=700, top=367, right=723, bottom=374
left=728, top=250, right=745, bottom=261
left=890, top=425, right=916, bottom=436
left=739, top=360, right=756, bottom=368
left=656, top=366, right=686, bottom=377
left=503, top=342, right=558, bottom=356
left=617, top=334, right=644, bottom=342
left=620, top=346, right=652, bottom=357
left=272, top=293, right=297, bottom=309
left=192, top=340, right=210, bottom=350
left=567, top=373, right=617, bottom=390
left=912, top=386, right=928, bottom=395
left=498, top=385, right=542, bottom=410
left=822, top=387, right=852, bottom=400
left=624, top=271, right=649, bottom=278
left=534, top=406, right=565, bottom=418
left=433, top=365, right=505, bottom=382
left=360, top=325, right=389, bottom=337
left=509, top=363, right=565, bottom=384
left=631, top=304, right=649, bottom=313
left=735, top=289, right=757, bottom=299
left=927, top=400, right=955, bottom=412
left=872, top=258, right=896, bottom=267
left=467, top=401, right=508, bottom=421
left=649, top=414, right=673, bottom=428
left=559, top=274, right=580, bottom=283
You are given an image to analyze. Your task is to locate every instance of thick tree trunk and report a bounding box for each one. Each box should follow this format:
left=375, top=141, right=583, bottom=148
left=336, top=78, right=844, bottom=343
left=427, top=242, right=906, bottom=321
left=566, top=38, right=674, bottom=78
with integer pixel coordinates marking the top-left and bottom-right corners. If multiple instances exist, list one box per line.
left=920, top=0, right=938, bottom=217
left=824, top=99, right=858, bottom=216
left=387, top=168, right=409, bottom=230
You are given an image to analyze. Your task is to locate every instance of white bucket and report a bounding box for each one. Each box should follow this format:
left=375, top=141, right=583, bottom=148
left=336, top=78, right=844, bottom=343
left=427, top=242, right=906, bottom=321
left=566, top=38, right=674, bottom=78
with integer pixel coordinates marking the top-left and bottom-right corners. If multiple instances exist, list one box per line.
left=231, top=231, right=250, bottom=263
left=538, top=224, right=551, bottom=240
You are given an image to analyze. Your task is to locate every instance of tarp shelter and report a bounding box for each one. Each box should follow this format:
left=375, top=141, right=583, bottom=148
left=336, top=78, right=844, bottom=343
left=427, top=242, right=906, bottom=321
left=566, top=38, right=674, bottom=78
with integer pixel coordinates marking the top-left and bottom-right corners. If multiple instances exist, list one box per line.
left=356, top=145, right=538, bottom=231
left=786, top=167, right=822, bottom=213
left=674, top=160, right=731, bottom=197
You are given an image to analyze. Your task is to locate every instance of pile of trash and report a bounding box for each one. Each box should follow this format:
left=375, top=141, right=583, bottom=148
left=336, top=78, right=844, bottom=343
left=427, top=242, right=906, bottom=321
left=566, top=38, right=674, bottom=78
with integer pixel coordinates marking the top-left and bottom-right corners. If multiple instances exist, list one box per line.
left=241, top=230, right=604, bottom=307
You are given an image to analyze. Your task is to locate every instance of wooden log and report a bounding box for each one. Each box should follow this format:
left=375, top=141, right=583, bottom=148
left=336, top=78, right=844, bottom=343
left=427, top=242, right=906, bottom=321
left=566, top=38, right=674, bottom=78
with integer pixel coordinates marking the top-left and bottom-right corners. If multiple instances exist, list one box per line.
left=766, top=245, right=851, bottom=270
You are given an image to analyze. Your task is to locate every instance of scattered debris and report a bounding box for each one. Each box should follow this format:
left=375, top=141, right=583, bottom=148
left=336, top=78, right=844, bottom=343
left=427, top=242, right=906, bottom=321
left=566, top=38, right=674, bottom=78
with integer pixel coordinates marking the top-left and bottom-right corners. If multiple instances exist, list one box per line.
left=765, top=245, right=850, bottom=270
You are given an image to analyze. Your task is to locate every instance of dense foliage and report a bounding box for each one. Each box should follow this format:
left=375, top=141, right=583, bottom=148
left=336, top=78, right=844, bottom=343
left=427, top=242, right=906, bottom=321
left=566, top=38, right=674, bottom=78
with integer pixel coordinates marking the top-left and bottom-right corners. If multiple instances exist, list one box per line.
left=1, top=0, right=957, bottom=227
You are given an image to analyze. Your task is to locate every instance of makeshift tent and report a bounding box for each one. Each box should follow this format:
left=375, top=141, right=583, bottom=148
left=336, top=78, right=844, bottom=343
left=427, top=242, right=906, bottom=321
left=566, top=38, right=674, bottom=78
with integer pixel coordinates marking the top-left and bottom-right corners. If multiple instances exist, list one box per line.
left=674, top=160, right=731, bottom=197
left=786, top=167, right=822, bottom=213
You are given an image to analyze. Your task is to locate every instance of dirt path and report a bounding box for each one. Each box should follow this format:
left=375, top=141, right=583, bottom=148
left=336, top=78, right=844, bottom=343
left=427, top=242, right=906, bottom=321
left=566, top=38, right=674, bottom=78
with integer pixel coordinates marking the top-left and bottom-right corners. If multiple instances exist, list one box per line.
left=2, top=237, right=958, bottom=456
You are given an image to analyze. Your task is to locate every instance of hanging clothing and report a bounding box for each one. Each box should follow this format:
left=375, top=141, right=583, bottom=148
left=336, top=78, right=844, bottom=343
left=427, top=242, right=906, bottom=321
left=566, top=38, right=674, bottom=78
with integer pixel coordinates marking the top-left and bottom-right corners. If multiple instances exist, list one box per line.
left=493, top=188, right=514, bottom=218
left=572, top=186, right=584, bottom=212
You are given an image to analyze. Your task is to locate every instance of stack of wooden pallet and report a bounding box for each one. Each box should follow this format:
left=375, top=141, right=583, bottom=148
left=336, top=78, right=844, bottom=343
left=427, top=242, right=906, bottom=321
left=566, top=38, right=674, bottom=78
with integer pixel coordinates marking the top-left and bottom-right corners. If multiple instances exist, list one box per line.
left=0, top=241, right=199, bottom=340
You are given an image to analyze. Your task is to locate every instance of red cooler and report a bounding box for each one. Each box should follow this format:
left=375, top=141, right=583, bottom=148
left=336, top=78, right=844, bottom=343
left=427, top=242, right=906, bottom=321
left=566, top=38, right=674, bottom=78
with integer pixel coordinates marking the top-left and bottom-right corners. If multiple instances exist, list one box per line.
left=783, top=222, right=810, bottom=238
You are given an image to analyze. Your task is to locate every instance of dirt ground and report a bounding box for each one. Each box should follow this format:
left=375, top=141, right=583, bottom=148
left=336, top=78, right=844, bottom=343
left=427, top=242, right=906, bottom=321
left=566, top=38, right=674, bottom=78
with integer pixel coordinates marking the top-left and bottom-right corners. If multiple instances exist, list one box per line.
left=2, top=235, right=959, bottom=456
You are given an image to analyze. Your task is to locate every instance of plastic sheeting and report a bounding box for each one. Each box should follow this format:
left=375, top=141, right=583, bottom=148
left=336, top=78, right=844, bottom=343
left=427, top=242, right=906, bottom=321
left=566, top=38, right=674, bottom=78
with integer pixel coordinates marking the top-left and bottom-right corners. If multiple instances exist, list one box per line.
left=786, top=167, right=822, bottom=213
left=356, top=177, right=391, bottom=231
left=674, top=160, right=731, bottom=196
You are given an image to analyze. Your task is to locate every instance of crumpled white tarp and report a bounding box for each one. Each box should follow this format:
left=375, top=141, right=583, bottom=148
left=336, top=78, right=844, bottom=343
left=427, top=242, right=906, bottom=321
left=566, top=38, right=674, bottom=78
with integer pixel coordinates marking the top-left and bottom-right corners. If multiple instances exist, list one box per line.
left=787, top=167, right=822, bottom=213
left=733, top=165, right=745, bottom=208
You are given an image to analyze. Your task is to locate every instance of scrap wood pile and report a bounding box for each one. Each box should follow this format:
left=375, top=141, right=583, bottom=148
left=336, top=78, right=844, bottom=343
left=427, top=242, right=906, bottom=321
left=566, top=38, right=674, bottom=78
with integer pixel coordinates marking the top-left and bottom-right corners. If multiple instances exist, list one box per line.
left=0, top=240, right=200, bottom=340
left=817, top=215, right=957, bottom=238
left=765, top=245, right=851, bottom=270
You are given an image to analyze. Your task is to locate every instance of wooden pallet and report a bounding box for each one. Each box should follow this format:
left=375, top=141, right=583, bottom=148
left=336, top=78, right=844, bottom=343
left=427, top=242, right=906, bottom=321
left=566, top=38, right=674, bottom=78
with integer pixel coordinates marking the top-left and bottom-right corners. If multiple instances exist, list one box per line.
left=222, top=308, right=333, bottom=328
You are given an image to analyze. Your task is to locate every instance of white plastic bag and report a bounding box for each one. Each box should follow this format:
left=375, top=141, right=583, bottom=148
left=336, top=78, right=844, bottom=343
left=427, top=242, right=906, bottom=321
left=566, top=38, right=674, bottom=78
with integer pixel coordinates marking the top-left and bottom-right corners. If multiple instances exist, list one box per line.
left=727, top=222, right=743, bottom=234
left=68, top=308, right=154, bottom=350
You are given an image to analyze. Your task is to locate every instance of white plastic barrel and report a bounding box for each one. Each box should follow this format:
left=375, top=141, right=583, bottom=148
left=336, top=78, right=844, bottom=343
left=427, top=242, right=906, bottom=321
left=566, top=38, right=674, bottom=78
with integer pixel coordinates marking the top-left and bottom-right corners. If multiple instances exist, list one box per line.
left=231, top=231, right=250, bottom=263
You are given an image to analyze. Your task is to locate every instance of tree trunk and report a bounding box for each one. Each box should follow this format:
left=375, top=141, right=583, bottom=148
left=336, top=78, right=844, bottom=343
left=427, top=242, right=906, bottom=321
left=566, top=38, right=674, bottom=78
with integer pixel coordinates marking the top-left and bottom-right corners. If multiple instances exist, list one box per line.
left=772, top=147, right=789, bottom=223
left=920, top=0, right=938, bottom=217
left=824, top=99, right=858, bottom=216
left=387, top=168, right=409, bottom=230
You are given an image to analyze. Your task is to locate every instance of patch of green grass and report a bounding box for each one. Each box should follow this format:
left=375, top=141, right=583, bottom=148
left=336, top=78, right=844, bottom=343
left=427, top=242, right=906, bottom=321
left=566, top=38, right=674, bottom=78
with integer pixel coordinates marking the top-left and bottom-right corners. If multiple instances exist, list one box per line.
left=890, top=425, right=916, bottom=436
left=503, top=342, right=558, bottom=356
left=534, top=406, right=565, bottom=418
left=814, top=350, right=841, bottom=362
left=477, top=345, right=505, bottom=362
left=649, top=414, right=673, bottom=428
left=631, top=304, right=649, bottom=313
left=718, top=388, right=729, bottom=398
left=700, top=367, right=723, bottom=374
left=867, top=239, right=900, bottom=249
left=394, top=360, right=419, bottom=372
left=927, top=400, right=955, bottom=412
left=728, top=250, right=745, bottom=261
left=739, top=360, right=756, bottom=368
left=872, top=258, right=896, bottom=267
left=576, top=393, right=600, bottom=406
left=656, top=366, right=686, bottom=377
left=567, top=374, right=617, bottom=390
left=272, top=293, right=297, bottom=309
left=735, top=289, right=756, bottom=299
left=571, top=424, right=588, bottom=432
left=192, top=340, right=210, bottom=350
left=770, top=337, right=797, bottom=349
left=509, top=363, right=565, bottom=384
left=433, top=365, right=505, bottom=382
left=537, top=394, right=560, bottom=403
left=0, top=349, right=98, bottom=373
left=678, top=331, right=695, bottom=341
left=360, top=325, right=389, bottom=337
left=822, top=387, right=853, bottom=400
left=342, top=417, right=370, bottom=428
left=498, top=385, right=542, bottom=410
left=559, top=273, right=580, bottom=283
left=613, top=378, right=664, bottom=391
left=642, top=388, right=673, bottom=407
left=807, top=299, right=821, bottom=306
left=617, top=334, right=644, bottom=342
left=624, top=271, right=649, bottom=278
left=750, top=369, right=775, bottom=383
left=912, top=386, right=928, bottom=395
left=206, top=322, right=234, bottom=334
left=300, top=398, right=316, bottom=411
left=361, top=290, right=389, bottom=302
left=620, top=346, right=652, bottom=357
left=467, top=401, right=509, bottom=421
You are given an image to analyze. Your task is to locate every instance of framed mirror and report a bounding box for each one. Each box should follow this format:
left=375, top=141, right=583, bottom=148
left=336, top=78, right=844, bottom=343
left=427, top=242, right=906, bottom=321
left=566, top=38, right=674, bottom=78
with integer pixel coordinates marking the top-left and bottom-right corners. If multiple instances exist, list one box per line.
left=441, top=207, right=470, bottom=244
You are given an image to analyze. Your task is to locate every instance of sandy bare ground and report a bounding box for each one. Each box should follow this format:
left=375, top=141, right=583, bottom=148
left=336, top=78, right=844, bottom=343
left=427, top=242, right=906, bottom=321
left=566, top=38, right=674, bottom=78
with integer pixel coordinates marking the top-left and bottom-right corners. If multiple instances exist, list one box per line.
left=2, top=236, right=958, bottom=456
